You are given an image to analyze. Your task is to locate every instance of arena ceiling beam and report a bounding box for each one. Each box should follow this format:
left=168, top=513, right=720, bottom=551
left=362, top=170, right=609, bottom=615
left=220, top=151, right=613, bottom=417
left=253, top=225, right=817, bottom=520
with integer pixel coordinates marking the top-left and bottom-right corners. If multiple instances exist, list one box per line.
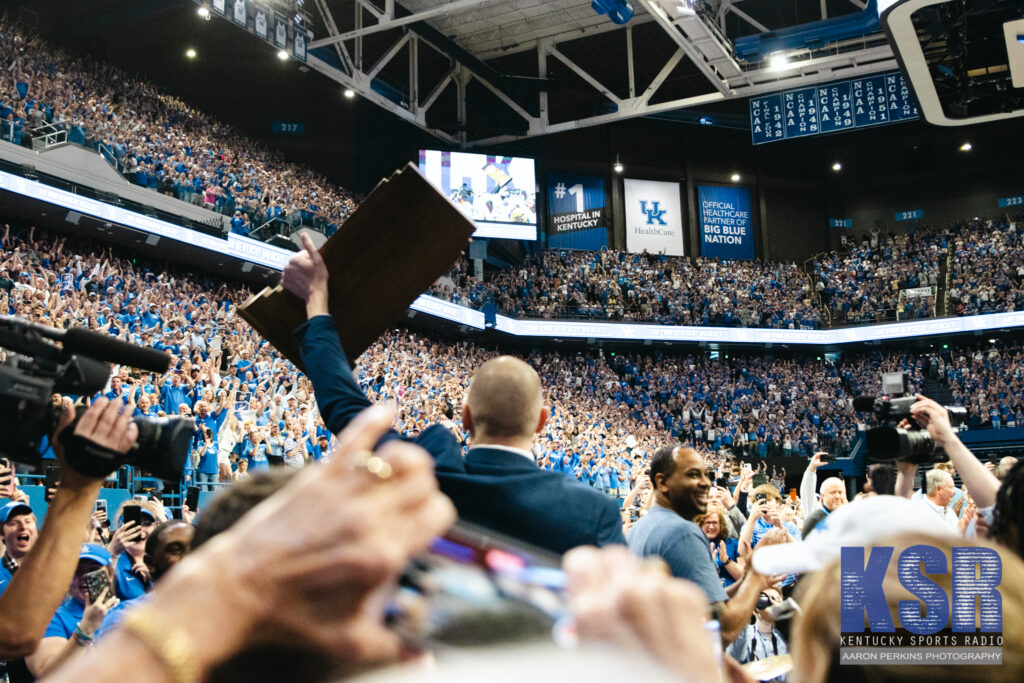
left=203, top=0, right=898, bottom=148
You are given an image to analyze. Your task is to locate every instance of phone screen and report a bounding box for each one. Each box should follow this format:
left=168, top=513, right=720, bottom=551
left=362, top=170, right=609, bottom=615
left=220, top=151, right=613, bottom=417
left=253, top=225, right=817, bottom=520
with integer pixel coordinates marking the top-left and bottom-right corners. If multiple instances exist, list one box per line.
left=122, top=504, right=143, bottom=526
left=45, top=465, right=60, bottom=490
left=185, top=486, right=200, bottom=511
left=389, top=522, right=570, bottom=651
left=83, top=568, right=111, bottom=604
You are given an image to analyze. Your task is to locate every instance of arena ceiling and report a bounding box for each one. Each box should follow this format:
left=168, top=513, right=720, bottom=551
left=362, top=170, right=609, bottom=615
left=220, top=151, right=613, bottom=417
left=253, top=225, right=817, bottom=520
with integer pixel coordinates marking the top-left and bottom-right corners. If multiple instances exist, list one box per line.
left=284, top=0, right=900, bottom=145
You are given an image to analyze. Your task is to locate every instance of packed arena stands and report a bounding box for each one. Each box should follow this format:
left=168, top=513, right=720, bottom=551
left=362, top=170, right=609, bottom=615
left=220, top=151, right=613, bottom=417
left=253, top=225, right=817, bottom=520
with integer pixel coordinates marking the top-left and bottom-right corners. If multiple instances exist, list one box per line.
left=4, top=10, right=1024, bottom=683
left=811, top=227, right=947, bottom=324
left=948, top=216, right=1024, bottom=317
left=431, top=250, right=823, bottom=328
left=0, top=17, right=358, bottom=237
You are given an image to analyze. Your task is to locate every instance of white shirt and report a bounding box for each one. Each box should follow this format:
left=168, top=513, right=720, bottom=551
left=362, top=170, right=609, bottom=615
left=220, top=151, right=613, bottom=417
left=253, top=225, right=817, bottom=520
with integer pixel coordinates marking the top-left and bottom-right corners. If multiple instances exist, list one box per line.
left=918, top=495, right=959, bottom=530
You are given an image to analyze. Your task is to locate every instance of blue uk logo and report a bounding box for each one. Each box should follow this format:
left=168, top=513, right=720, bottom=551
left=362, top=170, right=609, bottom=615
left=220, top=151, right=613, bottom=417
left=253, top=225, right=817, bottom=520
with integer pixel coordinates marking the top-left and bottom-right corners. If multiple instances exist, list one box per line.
left=639, top=200, right=668, bottom=225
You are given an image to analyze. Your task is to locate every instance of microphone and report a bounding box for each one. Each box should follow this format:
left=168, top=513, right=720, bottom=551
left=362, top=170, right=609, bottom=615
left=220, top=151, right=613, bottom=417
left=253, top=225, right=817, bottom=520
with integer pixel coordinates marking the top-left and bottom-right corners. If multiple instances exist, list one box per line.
left=63, top=327, right=171, bottom=373
left=852, top=396, right=880, bottom=412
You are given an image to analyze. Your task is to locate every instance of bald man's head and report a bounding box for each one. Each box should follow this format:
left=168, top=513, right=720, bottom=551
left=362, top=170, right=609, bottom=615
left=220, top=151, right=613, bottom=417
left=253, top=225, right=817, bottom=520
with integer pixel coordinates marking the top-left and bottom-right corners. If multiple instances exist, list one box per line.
left=463, top=356, right=547, bottom=444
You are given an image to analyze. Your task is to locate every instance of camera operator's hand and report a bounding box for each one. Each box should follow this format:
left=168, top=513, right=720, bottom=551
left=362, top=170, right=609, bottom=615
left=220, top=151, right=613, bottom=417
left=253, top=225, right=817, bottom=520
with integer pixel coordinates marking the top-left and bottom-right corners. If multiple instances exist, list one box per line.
left=281, top=232, right=329, bottom=318
left=909, top=394, right=956, bottom=447
left=53, top=397, right=139, bottom=488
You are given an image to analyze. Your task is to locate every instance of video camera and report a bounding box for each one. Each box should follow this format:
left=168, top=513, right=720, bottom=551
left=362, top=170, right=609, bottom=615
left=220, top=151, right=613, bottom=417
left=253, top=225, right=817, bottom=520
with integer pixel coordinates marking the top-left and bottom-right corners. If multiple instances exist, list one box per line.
left=0, top=316, right=193, bottom=479
left=855, top=372, right=966, bottom=464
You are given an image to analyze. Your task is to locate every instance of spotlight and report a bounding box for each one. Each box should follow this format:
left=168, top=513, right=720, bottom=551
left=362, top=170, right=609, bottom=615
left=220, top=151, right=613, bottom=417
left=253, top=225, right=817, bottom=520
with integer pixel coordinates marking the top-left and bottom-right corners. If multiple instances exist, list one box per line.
left=343, top=88, right=355, bottom=99
left=832, top=162, right=842, bottom=171
left=768, top=53, right=790, bottom=72
left=277, top=49, right=289, bottom=60
left=730, top=173, right=740, bottom=182
left=613, top=156, right=623, bottom=173
left=959, top=142, right=972, bottom=151
left=197, top=7, right=210, bottom=19
left=185, top=48, right=197, bottom=59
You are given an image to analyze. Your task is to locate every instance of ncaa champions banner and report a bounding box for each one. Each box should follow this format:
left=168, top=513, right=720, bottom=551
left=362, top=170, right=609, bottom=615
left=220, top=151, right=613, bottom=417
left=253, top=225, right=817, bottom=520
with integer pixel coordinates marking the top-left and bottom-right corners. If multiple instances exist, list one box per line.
left=623, top=179, right=684, bottom=256
left=546, top=173, right=608, bottom=250
left=698, top=185, right=754, bottom=260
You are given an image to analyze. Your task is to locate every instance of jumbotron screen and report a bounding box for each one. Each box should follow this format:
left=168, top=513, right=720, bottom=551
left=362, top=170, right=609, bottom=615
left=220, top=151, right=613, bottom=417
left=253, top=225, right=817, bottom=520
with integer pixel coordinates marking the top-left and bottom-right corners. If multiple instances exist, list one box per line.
left=418, top=150, right=537, bottom=240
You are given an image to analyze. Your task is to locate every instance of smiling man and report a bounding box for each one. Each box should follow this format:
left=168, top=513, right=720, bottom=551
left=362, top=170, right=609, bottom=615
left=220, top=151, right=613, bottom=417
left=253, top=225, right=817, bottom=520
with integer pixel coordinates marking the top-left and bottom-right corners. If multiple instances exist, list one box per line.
left=626, top=445, right=772, bottom=642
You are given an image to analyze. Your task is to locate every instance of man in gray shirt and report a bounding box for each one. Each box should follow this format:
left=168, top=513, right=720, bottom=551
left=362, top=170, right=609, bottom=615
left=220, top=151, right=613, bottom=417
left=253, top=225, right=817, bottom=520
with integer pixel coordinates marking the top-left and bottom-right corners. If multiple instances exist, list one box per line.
left=627, top=445, right=771, bottom=642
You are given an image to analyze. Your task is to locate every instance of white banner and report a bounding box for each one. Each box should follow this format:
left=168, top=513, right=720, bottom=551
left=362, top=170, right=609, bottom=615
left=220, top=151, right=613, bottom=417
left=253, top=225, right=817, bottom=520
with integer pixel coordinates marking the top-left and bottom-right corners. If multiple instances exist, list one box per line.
left=623, top=179, right=684, bottom=255
left=903, top=287, right=933, bottom=299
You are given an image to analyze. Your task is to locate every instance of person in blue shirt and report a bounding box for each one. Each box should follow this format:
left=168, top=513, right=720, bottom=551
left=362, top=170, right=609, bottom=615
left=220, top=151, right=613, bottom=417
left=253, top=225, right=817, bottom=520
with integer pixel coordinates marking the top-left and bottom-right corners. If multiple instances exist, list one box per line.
left=741, top=484, right=802, bottom=589
left=24, top=544, right=118, bottom=678
left=195, top=427, right=221, bottom=491
left=306, top=434, right=331, bottom=462
left=697, top=508, right=743, bottom=588
left=108, top=502, right=160, bottom=601
left=159, top=372, right=192, bottom=414
left=96, top=520, right=195, bottom=641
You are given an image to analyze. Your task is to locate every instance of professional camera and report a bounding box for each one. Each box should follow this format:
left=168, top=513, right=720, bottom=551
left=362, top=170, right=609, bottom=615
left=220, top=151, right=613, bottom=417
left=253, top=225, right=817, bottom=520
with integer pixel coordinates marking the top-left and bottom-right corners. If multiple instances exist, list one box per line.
left=855, top=372, right=966, bottom=464
left=0, top=316, right=193, bottom=479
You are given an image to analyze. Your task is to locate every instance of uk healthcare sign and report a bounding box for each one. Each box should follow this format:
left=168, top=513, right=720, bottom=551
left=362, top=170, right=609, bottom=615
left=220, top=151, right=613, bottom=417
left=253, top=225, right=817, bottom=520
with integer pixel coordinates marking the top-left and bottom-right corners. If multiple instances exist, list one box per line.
left=698, top=185, right=754, bottom=260
left=623, top=179, right=684, bottom=256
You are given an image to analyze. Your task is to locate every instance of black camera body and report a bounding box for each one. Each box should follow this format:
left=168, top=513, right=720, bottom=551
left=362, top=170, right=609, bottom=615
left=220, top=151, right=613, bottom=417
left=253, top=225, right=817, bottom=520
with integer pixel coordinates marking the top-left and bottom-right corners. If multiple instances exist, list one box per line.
left=0, top=316, right=193, bottom=480
left=856, top=372, right=965, bottom=465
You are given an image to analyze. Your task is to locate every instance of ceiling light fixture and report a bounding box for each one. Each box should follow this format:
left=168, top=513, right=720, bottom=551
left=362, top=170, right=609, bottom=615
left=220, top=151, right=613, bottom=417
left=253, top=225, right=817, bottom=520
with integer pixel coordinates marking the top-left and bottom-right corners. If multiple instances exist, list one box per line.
left=730, top=173, right=741, bottom=182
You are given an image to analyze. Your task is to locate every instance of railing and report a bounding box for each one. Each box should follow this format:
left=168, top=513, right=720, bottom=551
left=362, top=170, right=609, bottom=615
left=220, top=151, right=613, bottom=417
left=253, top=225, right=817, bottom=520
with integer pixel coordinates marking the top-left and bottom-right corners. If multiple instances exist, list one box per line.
left=97, top=141, right=121, bottom=173
left=29, top=122, right=68, bottom=150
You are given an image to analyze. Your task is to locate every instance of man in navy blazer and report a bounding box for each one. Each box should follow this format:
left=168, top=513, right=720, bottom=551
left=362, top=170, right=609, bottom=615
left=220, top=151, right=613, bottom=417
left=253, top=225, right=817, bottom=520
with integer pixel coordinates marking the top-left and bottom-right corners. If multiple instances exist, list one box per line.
left=281, top=234, right=625, bottom=553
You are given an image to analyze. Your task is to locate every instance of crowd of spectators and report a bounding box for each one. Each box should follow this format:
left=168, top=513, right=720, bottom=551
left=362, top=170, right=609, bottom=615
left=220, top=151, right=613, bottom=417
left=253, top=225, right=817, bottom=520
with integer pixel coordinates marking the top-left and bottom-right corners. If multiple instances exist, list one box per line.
left=0, top=18, right=358, bottom=236
left=812, top=227, right=947, bottom=324
left=431, top=249, right=823, bottom=329
left=943, top=341, right=1024, bottom=429
left=947, top=216, right=1024, bottom=316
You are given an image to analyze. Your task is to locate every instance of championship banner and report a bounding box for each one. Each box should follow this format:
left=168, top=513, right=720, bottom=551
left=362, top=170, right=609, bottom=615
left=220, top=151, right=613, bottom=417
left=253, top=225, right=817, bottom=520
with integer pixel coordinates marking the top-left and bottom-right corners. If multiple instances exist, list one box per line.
left=698, top=185, right=754, bottom=260
left=623, top=179, right=684, bottom=256
left=546, top=173, right=608, bottom=250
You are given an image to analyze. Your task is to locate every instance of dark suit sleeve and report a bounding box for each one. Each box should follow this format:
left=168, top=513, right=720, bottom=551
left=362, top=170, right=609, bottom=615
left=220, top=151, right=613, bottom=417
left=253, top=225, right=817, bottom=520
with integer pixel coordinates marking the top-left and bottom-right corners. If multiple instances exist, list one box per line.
left=294, top=315, right=372, bottom=435
left=594, top=498, right=627, bottom=547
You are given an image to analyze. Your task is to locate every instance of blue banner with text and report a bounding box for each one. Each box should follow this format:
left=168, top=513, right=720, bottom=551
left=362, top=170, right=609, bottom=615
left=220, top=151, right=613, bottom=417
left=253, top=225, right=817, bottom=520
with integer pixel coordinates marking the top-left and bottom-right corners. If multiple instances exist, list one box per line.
left=546, top=173, right=608, bottom=250
left=698, top=185, right=754, bottom=260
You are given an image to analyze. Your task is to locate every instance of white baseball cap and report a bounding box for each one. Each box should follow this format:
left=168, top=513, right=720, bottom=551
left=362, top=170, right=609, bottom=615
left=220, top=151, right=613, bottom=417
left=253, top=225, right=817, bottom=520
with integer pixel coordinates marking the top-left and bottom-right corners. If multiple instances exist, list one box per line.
left=752, top=495, right=957, bottom=576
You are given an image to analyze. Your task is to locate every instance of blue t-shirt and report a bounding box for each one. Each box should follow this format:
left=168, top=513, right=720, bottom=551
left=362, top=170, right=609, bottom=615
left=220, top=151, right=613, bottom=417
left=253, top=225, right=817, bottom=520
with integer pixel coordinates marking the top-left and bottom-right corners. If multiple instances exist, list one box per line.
left=750, top=518, right=802, bottom=586
left=96, top=595, right=144, bottom=640
left=113, top=552, right=147, bottom=600
left=44, top=597, right=85, bottom=639
left=627, top=506, right=728, bottom=604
